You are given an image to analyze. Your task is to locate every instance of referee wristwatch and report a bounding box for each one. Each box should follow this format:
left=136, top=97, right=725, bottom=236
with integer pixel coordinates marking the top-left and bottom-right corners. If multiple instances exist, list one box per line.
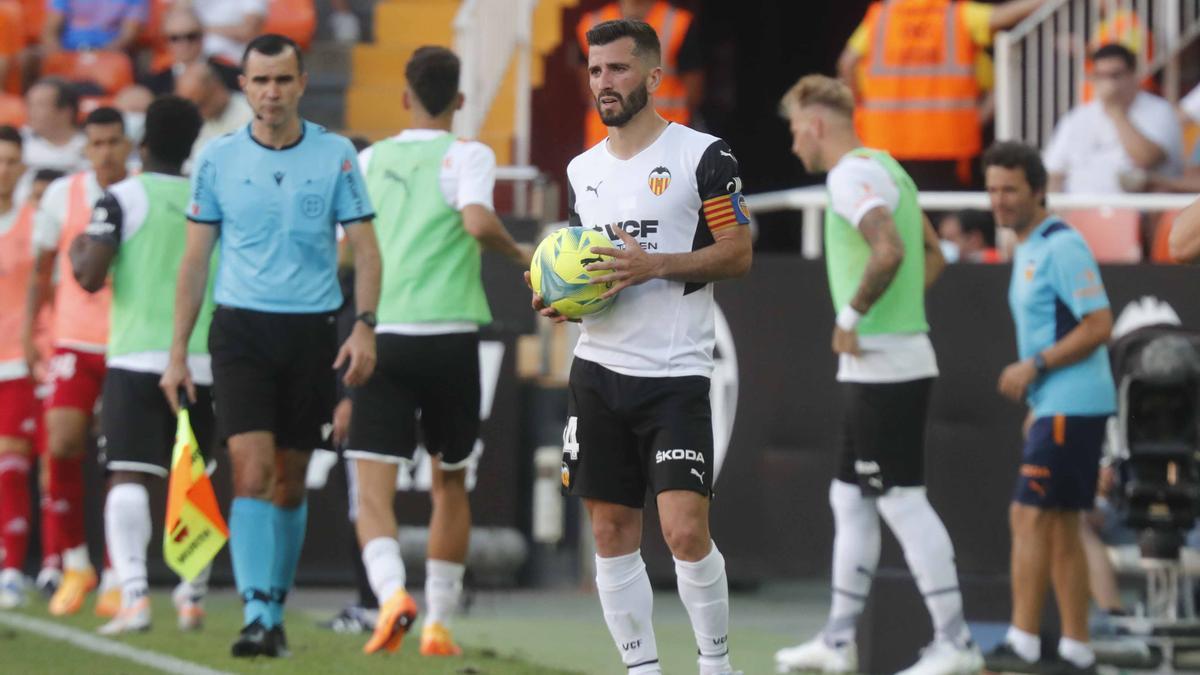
left=1033, top=352, right=1049, bottom=376
left=356, top=311, right=377, bottom=329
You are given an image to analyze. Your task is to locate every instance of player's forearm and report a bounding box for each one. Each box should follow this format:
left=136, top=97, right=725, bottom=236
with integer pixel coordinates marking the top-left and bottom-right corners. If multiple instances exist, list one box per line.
left=351, top=235, right=381, bottom=315
left=1040, top=308, right=1113, bottom=370
left=849, top=249, right=902, bottom=312
left=922, top=214, right=945, bottom=289
left=656, top=230, right=751, bottom=283
left=991, top=0, right=1045, bottom=31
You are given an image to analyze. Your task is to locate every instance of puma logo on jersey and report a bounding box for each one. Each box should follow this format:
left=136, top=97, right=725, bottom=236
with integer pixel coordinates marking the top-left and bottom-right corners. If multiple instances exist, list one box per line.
left=585, top=181, right=602, bottom=197
left=690, top=468, right=705, bottom=483
left=719, top=150, right=734, bottom=159
left=383, top=170, right=409, bottom=192
left=854, top=460, right=881, bottom=475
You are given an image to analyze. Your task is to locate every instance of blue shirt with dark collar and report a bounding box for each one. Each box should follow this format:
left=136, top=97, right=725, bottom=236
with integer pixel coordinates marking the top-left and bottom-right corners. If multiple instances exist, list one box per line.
left=1008, top=216, right=1116, bottom=417
left=188, top=120, right=373, bottom=313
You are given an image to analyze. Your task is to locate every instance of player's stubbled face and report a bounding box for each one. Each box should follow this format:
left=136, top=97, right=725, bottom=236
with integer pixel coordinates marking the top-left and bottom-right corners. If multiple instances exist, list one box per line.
left=241, top=49, right=307, bottom=128
left=0, top=140, right=22, bottom=196
left=986, top=165, right=1039, bottom=231
left=588, top=37, right=652, bottom=128
left=84, top=122, right=130, bottom=175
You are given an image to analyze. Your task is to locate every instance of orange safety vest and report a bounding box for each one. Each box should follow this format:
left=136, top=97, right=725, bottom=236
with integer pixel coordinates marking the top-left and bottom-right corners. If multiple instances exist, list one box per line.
left=576, top=1, right=694, bottom=148
left=0, top=202, right=34, bottom=367
left=52, top=172, right=108, bottom=352
left=855, top=0, right=981, bottom=161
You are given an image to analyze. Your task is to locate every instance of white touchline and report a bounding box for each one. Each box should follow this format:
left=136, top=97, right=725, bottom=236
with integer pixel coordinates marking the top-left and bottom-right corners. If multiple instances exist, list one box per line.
left=0, top=611, right=236, bottom=675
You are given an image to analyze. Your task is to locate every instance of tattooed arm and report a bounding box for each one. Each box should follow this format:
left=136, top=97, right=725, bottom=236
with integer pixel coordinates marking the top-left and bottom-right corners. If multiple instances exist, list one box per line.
left=848, top=206, right=904, bottom=312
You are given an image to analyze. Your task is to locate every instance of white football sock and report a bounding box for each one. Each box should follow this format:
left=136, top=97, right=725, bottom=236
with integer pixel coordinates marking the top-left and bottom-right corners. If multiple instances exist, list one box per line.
left=878, top=487, right=970, bottom=646
left=424, top=559, right=464, bottom=626
left=675, top=542, right=732, bottom=673
left=62, top=544, right=90, bottom=572
left=825, top=480, right=880, bottom=645
left=596, top=550, right=660, bottom=674
left=1006, top=626, right=1040, bottom=662
left=362, top=536, right=406, bottom=601
left=1058, top=637, right=1095, bottom=668
left=104, top=483, right=150, bottom=607
left=179, top=564, right=212, bottom=602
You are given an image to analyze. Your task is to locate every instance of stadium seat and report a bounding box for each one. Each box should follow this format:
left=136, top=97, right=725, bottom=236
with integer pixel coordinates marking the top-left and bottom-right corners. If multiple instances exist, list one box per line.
left=0, top=92, right=26, bottom=126
left=1060, top=208, right=1143, bottom=263
left=263, top=0, right=316, bottom=51
left=0, top=1, right=22, bottom=94
left=42, top=51, right=134, bottom=95
left=1152, top=210, right=1180, bottom=264
left=12, top=0, right=41, bottom=46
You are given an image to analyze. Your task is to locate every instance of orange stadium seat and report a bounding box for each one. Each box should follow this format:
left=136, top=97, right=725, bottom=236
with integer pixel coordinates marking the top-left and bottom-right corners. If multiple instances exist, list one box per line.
left=14, top=0, right=41, bottom=46
left=0, top=92, right=26, bottom=125
left=42, top=50, right=134, bottom=95
left=0, top=1, right=22, bottom=94
left=1061, top=208, right=1143, bottom=263
left=263, top=0, right=316, bottom=51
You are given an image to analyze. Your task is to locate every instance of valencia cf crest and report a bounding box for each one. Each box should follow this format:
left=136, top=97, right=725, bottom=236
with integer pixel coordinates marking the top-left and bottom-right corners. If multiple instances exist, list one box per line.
left=648, top=166, right=671, bottom=196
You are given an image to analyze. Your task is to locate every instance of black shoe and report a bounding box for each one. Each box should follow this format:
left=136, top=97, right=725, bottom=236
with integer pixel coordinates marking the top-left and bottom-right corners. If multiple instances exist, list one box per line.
left=1054, top=660, right=1098, bottom=675
left=984, top=643, right=1059, bottom=675
left=231, top=618, right=278, bottom=658
left=271, top=624, right=290, bottom=658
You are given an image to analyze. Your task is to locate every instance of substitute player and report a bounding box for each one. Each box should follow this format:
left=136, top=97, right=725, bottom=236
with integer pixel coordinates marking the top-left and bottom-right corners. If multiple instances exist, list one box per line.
left=0, top=126, right=37, bottom=608
left=776, top=75, right=982, bottom=675
left=350, top=46, right=531, bottom=657
left=70, top=95, right=213, bottom=635
left=161, top=34, right=381, bottom=658
left=982, top=141, right=1114, bottom=675
left=25, top=107, right=130, bottom=617
left=530, top=20, right=751, bottom=675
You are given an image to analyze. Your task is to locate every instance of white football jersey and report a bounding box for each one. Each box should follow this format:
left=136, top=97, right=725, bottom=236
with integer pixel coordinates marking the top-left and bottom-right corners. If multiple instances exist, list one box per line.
left=567, top=122, right=748, bottom=378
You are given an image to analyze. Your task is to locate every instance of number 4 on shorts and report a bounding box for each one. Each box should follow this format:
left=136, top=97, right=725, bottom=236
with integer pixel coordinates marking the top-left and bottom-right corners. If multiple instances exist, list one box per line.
left=563, top=416, right=579, bottom=461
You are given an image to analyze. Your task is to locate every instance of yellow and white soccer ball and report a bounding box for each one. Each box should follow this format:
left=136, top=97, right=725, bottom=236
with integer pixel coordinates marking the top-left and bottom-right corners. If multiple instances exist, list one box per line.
left=530, top=226, right=617, bottom=319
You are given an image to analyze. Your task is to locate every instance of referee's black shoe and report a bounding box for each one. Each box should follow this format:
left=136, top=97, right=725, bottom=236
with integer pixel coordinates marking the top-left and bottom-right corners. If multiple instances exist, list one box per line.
left=983, top=643, right=1064, bottom=674
left=271, top=624, right=291, bottom=658
left=231, top=618, right=277, bottom=658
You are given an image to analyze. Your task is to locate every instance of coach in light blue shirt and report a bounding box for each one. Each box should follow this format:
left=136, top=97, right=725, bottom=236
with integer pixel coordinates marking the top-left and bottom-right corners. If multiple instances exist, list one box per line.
left=161, top=33, right=382, bottom=659
left=982, top=141, right=1115, bottom=675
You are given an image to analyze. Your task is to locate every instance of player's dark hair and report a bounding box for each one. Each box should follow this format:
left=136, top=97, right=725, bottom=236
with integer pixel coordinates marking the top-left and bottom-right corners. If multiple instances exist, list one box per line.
left=34, top=168, right=64, bottom=184
left=84, top=106, right=125, bottom=132
left=143, top=95, right=202, bottom=167
left=1091, top=42, right=1137, bottom=71
left=586, top=19, right=661, bottom=65
left=405, top=47, right=460, bottom=116
left=34, top=77, right=80, bottom=120
left=242, top=33, right=305, bottom=74
left=982, top=141, right=1048, bottom=195
left=0, top=125, right=22, bottom=150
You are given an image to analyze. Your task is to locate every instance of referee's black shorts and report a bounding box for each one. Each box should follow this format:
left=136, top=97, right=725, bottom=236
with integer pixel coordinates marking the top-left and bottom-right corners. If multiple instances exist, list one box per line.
left=209, top=306, right=338, bottom=451
left=835, top=378, right=933, bottom=496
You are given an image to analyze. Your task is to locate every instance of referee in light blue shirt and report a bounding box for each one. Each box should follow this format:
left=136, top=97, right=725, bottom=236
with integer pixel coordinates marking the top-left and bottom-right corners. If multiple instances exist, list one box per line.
left=983, top=141, right=1115, bottom=675
left=161, top=34, right=382, bottom=658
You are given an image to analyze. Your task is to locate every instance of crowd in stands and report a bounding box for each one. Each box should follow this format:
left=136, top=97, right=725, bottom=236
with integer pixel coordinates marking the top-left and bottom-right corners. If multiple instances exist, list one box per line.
left=0, top=0, right=323, bottom=191
left=837, top=0, right=1200, bottom=265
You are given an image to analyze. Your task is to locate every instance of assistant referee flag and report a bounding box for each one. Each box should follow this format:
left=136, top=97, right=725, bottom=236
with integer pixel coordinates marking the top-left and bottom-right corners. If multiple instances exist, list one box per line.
left=164, top=407, right=228, bottom=581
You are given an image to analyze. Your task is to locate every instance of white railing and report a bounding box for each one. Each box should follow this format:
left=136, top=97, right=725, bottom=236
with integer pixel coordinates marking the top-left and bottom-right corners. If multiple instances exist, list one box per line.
left=453, top=0, right=536, bottom=171
left=744, top=187, right=1196, bottom=259
left=996, top=0, right=1200, bottom=147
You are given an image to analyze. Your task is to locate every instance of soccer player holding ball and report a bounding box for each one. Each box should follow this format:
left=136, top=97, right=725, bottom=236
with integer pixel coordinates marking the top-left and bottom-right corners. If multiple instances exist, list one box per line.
left=776, top=75, right=982, bottom=675
left=528, top=19, right=751, bottom=675
left=349, top=46, right=530, bottom=657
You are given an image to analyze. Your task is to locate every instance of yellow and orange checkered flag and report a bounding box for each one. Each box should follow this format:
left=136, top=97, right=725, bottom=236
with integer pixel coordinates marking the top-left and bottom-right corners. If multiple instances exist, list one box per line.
left=163, top=404, right=228, bottom=581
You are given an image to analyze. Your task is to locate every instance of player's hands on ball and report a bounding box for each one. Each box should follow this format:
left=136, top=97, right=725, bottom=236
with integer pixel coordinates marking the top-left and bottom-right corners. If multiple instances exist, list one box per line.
left=335, top=322, right=377, bottom=387
left=831, top=326, right=860, bottom=356
left=586, top=226, right=663, bottom=299
left=159, top=356, right=195, bottom=414
left=523, top=270, right=578, bottom=323
left=998, top=359, right=1038, bottom=402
